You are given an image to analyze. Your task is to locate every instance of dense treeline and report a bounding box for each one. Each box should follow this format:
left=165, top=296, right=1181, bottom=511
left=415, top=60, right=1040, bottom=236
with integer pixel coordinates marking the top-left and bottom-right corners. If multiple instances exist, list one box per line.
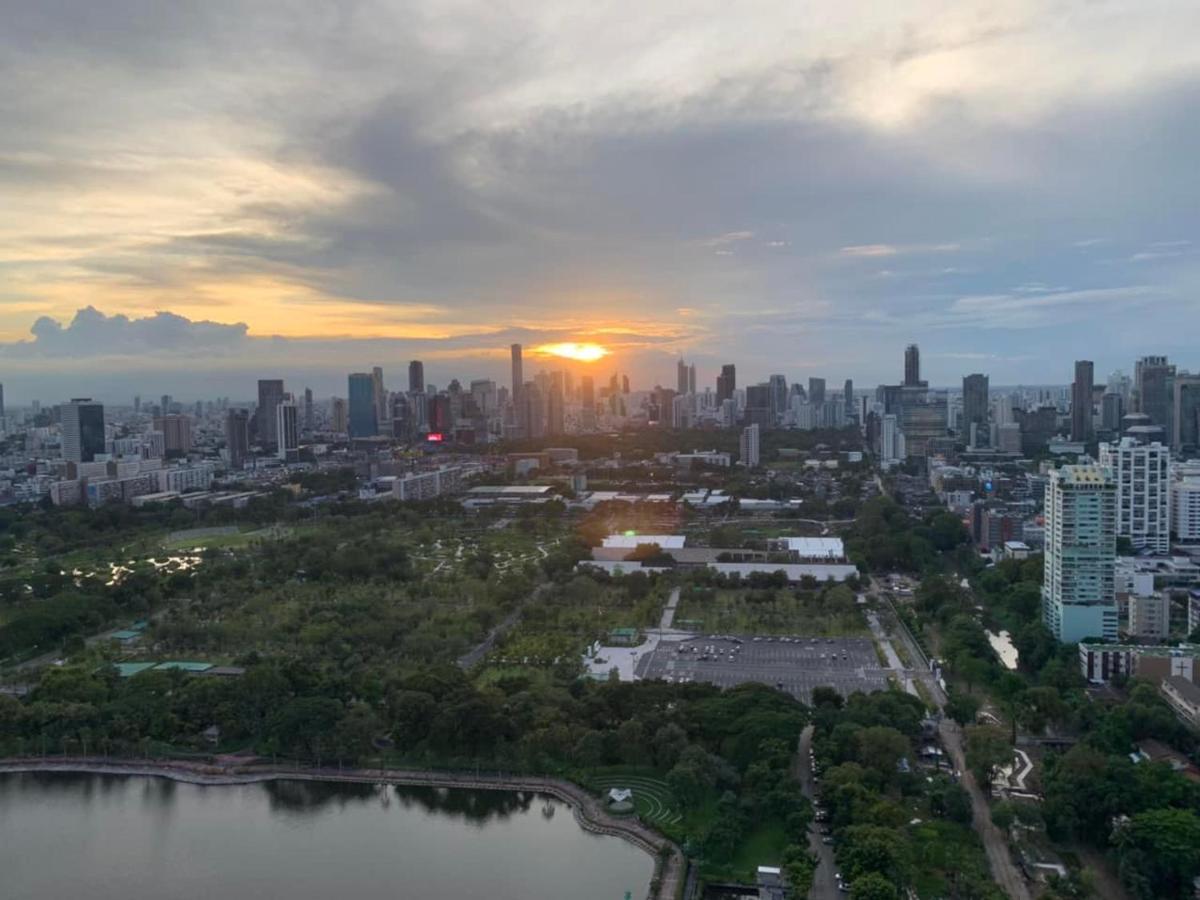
left=842, top=497, right=972, bottom=574
left=809, top=688, right=998, bottom=900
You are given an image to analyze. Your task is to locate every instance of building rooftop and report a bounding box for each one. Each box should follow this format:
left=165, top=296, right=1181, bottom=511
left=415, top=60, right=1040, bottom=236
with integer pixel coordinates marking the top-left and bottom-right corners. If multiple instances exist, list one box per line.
left=602, top=534, right=686, bottom=549
left=466, top=485, right=553, bottom=496
left=1054, top=465, right=1112, bottom=485
left=776, top=537, right=845, bottom=559
left=1164, top=675, right=1200, bottom=708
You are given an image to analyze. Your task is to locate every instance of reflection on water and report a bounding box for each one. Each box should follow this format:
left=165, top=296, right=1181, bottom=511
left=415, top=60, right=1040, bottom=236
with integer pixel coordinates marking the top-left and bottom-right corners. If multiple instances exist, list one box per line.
left=0, top=773, right=652, bottom=900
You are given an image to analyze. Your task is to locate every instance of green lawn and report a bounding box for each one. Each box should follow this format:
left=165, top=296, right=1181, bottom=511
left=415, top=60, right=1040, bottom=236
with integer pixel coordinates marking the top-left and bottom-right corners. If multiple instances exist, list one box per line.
left=673, top=586, right=868, bottom=636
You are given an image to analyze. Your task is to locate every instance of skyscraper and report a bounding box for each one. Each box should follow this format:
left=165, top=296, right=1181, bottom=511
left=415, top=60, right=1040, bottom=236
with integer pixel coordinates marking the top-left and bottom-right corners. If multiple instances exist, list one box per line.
left=408, top=360, right=425, bottom=394
left=154, top=414, right=193, bottom=455
left=1135, top=355, right=1176, bottom=445
left=808, top=378, right=826, bottom=406
left=768, top=374, right=788, bottom=424
left=511, top=344, right=523, bottom=402
left=225, top=408, right=249, bottom=470
left=0, top=383, right=5, bottom=418
left=276, top=400, right=300, bottom=463
left=1173, top=375, right=1200, bottom=455
left=843, top=379, right=854, bottom=422
left=372, top=367, right=387, bottom=429
left=740, top=424, right=760, bottom=467
left=1071, top=360, right=1094, bottom=443
left=256, top=379, right=284, bottom=448
left=330, top=397, right=348, bottom=434
left=303, top=387, right=313, bottom=431
left=904, top=344, right=921, bottom=387
left=716, top=365, right=736, bottom=404
left=1042, top=465, right=1117, bottom=643
left=962, top=374, right=989, bottom=430
left=348, top=373, right=378, bottom=439
left=687, top=364, right=696, bottom=396
left=1099, top=438, right=1170, bottom=555
left=61, top=398, right=105, bottom=464
left=581, top=375, right=596, bottom=430
left=677, top=358, right=690, bottom=396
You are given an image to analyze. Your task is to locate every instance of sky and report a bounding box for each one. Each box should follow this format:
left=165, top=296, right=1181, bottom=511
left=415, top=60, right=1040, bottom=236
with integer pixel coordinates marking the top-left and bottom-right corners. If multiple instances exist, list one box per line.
left=2, top=0, right=1199, bottom=403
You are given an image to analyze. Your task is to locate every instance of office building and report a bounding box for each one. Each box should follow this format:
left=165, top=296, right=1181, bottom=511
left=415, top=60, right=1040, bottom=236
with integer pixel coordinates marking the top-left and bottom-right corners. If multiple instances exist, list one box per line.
left=768, top=374, right=788, bottom=424
left=331, top=397, right=348, bottom=434
left=348, top=373, right=378, bottom=439
left=1101, top=392, right=1125, bottom=434
left=1173, top=375, right=1200, bottom=455
left=61, top=398, right=105, bottom=464
left=303, top=388, right=313, bottom=431
left=1136, top=356, right=1176, bottom=446
left=409, top=360, right=425, bottom=394
left=744, top=383, right=772, bottom=427
left=519, top=381, right=544, bottom=439
left=740, top=424, right=760, bottom=467
left=1099, top=438, right=1170, bottom=555
left=372, top=367, right=387, bottom=431
left=580, top=376, right=596, bottom=430
left=962, top=374, right=989, bottom=432
left=511, top=344, right=523, bottom=401
left=880, top=414, right=905, bottom=465
left=154, top=414, right=193, bottom=455
left=1042, top=465, right=1118, bottom=643
left=276, top=401, right=300, bottom=462
left=0, top=383, right=4, bottom=418
left=808, top=377, right=826, bottom=407
left=843, top=379, right=854, bottom=422
left=677, top=359, right=691, bottom=396
left=225, top=409, right=249, bottom=469
left=904, top=344, right=922, bottom=387
left=256, top=379, right=284, bottom=448
left=1071, top=360, right=1094, bottom=443
left=716, top=365, right=736, bottom=405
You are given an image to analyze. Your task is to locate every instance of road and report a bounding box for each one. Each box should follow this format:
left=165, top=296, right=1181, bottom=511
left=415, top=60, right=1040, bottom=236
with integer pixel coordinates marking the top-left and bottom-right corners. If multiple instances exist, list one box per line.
left=874, top=578, right=1031, bottom=900
left=659, top=586, right=681, bottom=630
left=939, top=719, right=1032, bottom=900
left=796, top=725, right=840, bottom=899
left=456, top=583, right=552, bottom=670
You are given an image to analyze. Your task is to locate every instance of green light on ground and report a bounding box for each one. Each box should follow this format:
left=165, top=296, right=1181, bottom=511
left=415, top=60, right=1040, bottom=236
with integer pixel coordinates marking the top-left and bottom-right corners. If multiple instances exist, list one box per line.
left=624, top=530, right=636, bottom=537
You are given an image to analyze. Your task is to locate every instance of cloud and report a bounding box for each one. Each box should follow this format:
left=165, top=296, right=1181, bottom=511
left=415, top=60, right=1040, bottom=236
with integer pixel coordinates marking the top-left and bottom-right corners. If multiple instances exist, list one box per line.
left=841, top=244, right=899, bottom=257
left=2, top=307, right=249, bottom=358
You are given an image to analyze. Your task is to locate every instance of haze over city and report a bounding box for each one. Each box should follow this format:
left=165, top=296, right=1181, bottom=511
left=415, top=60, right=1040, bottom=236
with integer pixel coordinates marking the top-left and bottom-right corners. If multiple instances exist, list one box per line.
left=3, top=1, right=1200, bottom=401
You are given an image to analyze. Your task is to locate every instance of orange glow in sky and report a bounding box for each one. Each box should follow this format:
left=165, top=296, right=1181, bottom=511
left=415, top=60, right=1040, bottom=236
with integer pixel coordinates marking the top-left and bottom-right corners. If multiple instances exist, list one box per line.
left=534, top=342, right=610, bottom=362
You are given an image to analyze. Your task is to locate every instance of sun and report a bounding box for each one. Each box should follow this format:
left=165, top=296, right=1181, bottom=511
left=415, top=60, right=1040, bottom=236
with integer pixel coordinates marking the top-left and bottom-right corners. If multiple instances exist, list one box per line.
left=534, top=342, right=609, bottom=362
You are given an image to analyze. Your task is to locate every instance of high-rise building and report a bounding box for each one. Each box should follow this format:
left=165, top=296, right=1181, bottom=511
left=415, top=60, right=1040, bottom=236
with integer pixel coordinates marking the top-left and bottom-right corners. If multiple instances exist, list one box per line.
left=1172, top=375, right=1200, bottom=455
left=372, top=367, right=387, bottom=430
left=154, top=414, right=193, bottom=455
left=768, top=374, right=788, bottom=424
left=1099, top=438, right=1170, bottom=555
left=904, top=344, right=921, bottom=387
left=677, top=359, right=690, bottom=396
left=133, top=395, right=140, bottom=415
left=256, top=379, right=284, bottom=448
left=580, top=376, right=596, bottom=430
left=1101, top=392, right=1125, bottom=434
left=962, top=374, right=989, bottom=431
left=409, top=360, right=425, bottom=394
left=331, top=397, right=348, bottom=434
left=1071, top=360, right=1094, bottom=443
left=520, top=381, right=545, bottom=439
left=744, top=384, right=772, bottom=427
left=276, top=401, right=300, bottom=462
left=0, top=383, right=5, bottom=418
left=1172, top=463, right=1200, bottom=543
left=61, top=398, right=105, bottom=464
left=716, top=365, right=736, bottom=404
left=740, top=424, right=760, bottom=467
left=547, top=377, right=565, bottom=436
left=1135, top=356, right=1176, bottom=445
left=1042, top=465, right=1118, bottom=643
left=808, top=377, right=826, bottom=407
left=303, top=388, right=313, bottom=431
left=511, top=344, right=524, bottom=403
left=225, top=408, right=249, bottom=469
left=161, top=394, right=171, bottom=415
left=687, top=364, right=696, bottom=396
left=843, top=379, right=855, bottom=422
left=348, top=373, right=378, bottom=439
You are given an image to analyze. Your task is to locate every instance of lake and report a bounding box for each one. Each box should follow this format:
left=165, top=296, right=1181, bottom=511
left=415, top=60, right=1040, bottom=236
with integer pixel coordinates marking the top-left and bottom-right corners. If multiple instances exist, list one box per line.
left=0, top=773, right=654, bottom=900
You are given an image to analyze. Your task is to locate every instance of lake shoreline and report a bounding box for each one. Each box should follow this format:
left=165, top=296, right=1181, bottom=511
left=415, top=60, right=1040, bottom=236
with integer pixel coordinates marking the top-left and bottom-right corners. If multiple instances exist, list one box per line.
left=0, top=756, right=683, bottom=900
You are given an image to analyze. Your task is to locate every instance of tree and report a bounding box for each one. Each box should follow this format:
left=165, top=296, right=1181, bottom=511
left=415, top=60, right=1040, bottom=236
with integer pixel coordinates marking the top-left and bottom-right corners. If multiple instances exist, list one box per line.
left=850, top=872, right=900, bottom=900
left=854, top=726, right=910, bottom=781
left=781, top=844, right=816, bottom=896
left=964, top=725, right=1010, bottom=794
left=1115, top=808, right=1200, bottom=899
left=945, top=692, right=981, bottom=727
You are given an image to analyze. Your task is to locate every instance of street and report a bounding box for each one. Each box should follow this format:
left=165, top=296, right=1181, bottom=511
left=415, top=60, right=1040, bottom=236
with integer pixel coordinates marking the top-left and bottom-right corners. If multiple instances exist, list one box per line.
left=796, top=725, right=840, bottom=899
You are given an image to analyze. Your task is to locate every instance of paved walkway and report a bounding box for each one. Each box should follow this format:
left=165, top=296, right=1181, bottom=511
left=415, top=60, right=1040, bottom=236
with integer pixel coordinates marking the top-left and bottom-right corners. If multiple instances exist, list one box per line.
left=0, top=756, right=683, bottom=900
left=659, top=586, right=681, bottom=630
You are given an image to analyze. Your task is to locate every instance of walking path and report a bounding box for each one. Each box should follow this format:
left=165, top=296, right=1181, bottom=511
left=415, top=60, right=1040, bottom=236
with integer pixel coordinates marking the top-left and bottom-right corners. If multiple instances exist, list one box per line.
left=659, top=587, right=681, bottom=630
left=0, top=756, right=683, bottom=900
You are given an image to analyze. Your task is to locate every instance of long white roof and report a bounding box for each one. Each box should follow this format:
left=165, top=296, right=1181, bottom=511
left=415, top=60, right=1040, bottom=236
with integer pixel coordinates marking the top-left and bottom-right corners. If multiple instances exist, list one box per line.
left=602, top=534, right=687, bottom=549
left=780, top=537, right=845, bottom=558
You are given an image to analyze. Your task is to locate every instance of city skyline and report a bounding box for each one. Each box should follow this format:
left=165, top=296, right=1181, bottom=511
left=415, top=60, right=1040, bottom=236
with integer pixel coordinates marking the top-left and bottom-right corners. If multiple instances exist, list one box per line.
left=3, top=3, right=1200, bottom=398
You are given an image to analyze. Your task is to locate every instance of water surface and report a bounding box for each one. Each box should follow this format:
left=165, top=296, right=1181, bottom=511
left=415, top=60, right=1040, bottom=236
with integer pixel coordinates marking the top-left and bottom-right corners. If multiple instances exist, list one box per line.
left=0, top=773, right=653, bottom=900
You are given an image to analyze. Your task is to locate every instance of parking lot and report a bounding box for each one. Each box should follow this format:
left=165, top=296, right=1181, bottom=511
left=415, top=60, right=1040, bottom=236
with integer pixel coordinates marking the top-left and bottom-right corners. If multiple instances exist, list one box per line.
left=635, top=634, right=891, bottom=702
